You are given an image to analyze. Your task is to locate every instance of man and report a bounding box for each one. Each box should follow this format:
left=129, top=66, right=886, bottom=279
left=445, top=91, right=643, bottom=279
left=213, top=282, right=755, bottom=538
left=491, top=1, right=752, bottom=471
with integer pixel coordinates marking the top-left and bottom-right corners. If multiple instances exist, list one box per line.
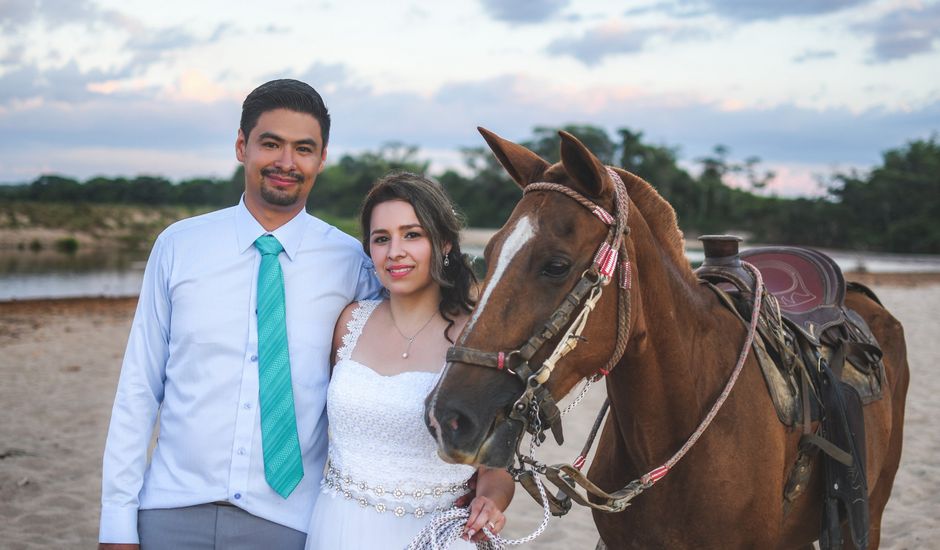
left=99, top=79, right=381, bottom=549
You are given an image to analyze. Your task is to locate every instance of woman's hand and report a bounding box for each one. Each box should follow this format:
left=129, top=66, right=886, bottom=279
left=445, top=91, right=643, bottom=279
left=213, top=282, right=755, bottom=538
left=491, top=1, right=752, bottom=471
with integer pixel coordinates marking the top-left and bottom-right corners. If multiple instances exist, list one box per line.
left=462, top=466, right=514, bottom=542
left=463, top=495, right=506, bottom=542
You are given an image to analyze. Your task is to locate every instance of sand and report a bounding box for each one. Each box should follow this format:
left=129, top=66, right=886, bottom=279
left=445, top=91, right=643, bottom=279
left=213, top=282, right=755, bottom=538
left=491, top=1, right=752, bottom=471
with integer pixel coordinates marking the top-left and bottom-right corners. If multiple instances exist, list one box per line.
left=1, top=278, right=938, bottom=549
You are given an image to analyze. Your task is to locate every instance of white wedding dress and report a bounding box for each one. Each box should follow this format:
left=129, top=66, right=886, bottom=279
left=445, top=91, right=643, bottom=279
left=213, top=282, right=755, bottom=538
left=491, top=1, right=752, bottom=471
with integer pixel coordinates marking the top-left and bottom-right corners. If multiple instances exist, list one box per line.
left=305, top=300, right=476, bottom=550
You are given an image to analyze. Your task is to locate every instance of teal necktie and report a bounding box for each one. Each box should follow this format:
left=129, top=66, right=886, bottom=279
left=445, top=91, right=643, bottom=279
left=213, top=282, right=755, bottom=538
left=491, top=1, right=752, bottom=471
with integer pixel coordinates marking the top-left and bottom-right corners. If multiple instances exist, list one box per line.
left=254, top=235, right=304, bottom=498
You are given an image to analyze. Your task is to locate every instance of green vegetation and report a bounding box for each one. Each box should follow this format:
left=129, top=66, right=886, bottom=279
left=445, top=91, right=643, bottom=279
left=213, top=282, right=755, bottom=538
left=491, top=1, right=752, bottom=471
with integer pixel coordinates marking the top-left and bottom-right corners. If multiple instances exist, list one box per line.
left=0, top=201, right=213, bottom=252
left=54, top=237, right=79, bottom=254
left=1, top=127, right=938, bottom=253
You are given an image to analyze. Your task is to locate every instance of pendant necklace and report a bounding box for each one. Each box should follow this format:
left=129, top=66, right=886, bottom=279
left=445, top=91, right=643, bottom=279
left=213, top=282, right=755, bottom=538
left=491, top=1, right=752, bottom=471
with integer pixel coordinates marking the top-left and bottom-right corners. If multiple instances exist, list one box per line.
left=389, top=307, right=437, bottom=359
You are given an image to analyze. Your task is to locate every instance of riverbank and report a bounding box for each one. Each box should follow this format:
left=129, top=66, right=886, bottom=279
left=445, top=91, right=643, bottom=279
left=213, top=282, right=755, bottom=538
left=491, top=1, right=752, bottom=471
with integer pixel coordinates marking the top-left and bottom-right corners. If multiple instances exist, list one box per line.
left=0, top=276, right=937, bottom=548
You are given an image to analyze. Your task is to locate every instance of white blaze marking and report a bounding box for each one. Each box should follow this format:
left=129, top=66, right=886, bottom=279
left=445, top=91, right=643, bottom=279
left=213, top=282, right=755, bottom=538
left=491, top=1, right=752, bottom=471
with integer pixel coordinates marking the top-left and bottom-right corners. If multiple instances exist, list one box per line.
left=462, top=215, right=535, bottom=340
left=429, top=216, right=535, bottom=436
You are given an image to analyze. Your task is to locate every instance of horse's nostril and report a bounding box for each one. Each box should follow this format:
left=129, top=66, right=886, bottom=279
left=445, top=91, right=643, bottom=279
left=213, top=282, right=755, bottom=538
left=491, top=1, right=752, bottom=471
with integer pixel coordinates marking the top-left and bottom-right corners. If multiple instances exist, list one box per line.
left=437, top=405, right=478, bottom=446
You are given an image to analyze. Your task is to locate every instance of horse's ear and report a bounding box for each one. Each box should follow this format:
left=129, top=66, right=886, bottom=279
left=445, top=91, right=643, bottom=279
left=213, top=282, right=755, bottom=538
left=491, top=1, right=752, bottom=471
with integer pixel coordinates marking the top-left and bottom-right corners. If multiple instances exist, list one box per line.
left=559, top=130, right=610, bottom=198
left=478, top=127, right=549, bottom=189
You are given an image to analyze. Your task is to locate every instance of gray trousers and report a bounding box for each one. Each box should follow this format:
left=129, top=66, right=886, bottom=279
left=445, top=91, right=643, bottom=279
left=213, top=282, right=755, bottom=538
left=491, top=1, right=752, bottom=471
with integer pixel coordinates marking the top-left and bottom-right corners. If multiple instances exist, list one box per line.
left=138, top=503, right=306, bottom=550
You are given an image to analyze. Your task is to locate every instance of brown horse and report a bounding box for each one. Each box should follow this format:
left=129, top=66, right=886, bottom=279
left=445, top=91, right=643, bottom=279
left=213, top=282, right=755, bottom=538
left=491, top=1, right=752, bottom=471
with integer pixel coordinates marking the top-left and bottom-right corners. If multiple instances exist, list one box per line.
left=426, top=129, right=909, bottom=548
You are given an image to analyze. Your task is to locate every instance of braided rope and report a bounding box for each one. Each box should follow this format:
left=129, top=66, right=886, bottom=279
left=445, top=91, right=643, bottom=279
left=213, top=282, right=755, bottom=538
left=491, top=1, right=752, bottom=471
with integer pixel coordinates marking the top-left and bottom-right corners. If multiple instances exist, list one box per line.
left=524, top=182, right=614, bottom=220
left=406, top=470, right=553, bottom=550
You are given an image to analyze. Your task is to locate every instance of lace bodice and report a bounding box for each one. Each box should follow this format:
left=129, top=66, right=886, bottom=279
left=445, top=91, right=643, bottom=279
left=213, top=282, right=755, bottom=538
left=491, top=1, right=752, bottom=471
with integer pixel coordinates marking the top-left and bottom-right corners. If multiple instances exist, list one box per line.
left=324, top=300, right=475, bottom=516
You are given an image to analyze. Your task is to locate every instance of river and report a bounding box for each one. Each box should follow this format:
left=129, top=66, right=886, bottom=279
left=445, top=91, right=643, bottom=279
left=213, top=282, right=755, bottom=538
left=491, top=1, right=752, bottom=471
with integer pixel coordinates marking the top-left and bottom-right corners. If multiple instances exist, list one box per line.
left=2, top=244, right=940, bottom=301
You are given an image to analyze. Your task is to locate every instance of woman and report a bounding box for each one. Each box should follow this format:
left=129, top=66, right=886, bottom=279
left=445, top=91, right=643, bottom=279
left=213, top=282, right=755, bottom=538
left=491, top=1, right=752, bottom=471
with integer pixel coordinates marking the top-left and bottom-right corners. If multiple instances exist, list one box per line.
left=305, top=172, right=514, bottom=549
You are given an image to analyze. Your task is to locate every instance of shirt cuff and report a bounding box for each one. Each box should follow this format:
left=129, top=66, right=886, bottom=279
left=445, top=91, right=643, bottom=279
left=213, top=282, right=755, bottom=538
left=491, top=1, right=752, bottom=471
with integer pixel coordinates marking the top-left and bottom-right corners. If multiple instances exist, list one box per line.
left=99, top=504, right=140, bottom=544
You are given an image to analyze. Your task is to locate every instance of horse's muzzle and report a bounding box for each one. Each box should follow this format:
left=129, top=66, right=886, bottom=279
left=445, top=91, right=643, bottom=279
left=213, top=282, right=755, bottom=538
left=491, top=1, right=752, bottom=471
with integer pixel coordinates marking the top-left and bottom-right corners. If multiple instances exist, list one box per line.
left=425, top=382, right=523, bottom=468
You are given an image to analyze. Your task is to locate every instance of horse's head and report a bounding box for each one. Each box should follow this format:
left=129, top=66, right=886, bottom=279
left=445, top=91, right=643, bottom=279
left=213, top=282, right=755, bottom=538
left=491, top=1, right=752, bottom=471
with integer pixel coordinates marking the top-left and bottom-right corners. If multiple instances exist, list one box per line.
left=426, top=128, right=631, bottom=468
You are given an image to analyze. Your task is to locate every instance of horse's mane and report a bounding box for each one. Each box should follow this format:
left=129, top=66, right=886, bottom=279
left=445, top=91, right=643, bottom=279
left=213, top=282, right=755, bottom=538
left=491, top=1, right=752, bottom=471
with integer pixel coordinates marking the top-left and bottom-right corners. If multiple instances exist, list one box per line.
left=614, top=168, right=698, bottom=285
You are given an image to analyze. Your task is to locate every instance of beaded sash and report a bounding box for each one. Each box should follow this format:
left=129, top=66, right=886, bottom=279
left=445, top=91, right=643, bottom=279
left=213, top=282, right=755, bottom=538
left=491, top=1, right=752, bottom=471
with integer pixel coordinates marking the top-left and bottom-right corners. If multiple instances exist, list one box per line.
left=323, top=459, right=470, bottom=518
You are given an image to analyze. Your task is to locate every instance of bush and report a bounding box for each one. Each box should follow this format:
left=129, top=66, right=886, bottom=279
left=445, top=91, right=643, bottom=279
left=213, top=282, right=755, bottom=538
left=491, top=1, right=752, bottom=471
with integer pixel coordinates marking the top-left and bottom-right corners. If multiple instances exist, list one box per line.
left=54, top=237, right=80, bottom=254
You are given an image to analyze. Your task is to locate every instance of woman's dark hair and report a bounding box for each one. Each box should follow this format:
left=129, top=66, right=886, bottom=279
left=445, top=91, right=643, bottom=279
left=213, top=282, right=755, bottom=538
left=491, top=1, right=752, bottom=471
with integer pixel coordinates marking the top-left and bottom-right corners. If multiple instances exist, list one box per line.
left=360, top=171, right=477, bottom=342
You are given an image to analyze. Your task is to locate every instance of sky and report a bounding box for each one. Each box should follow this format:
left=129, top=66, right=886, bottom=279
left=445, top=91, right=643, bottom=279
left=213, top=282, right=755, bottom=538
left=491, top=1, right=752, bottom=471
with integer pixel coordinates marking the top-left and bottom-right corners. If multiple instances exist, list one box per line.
left=1, top=0, right=938, bottom=196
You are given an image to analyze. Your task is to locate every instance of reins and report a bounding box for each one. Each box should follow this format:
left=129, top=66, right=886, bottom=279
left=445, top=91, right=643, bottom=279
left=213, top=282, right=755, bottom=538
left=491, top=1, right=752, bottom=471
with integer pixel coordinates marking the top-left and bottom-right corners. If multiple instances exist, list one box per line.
left=530, top=263, right=766, bottom=514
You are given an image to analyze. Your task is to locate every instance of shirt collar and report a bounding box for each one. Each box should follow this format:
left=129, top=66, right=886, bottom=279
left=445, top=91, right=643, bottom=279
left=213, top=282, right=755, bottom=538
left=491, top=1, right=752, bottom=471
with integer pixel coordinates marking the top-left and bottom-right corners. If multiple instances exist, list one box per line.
left=235, top=196, right=310, bottom=261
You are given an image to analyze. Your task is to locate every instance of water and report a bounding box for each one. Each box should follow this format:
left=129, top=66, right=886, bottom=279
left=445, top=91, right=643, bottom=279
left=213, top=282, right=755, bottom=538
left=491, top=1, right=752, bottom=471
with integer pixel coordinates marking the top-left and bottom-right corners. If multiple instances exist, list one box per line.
left=3, top=246, right=940, bottom=301
left=0, top=249, right=148, bottom=301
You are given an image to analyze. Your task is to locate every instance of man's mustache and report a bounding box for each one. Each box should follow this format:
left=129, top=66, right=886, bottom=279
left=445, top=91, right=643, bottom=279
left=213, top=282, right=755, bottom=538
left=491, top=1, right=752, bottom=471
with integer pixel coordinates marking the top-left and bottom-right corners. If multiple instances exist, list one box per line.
left=261, top=168, right=303, bottom=183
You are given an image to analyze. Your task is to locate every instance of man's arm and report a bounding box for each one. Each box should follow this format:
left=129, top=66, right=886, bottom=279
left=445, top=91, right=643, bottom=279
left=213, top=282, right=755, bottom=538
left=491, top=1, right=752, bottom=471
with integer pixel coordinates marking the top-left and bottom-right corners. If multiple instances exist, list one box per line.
left=354, top=254, right=383, bottom=301
left=99, top=235, right=171, bottom=545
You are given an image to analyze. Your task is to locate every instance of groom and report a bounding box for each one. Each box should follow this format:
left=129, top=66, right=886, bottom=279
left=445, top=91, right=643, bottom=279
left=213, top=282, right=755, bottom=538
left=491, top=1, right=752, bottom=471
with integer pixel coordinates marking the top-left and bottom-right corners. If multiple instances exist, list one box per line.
left=98, top=79, right=381, bottom=549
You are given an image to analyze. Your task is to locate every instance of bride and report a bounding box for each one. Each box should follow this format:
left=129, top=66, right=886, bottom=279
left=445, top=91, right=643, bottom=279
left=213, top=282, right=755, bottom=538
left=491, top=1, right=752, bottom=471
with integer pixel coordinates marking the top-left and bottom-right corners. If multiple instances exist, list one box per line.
left=305, top=172, right=514, bottom=549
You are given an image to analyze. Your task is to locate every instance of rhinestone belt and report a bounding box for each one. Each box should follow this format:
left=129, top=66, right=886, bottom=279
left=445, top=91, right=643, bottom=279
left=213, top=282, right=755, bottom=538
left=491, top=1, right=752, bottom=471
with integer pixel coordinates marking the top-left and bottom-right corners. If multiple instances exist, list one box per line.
left=323, top=461, right=470, bottom=518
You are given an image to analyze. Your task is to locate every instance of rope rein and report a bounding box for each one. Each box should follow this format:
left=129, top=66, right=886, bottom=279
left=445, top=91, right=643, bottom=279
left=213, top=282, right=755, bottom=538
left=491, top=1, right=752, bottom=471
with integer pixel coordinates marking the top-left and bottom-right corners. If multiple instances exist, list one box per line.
left=638, top=262, right=764, bottom=484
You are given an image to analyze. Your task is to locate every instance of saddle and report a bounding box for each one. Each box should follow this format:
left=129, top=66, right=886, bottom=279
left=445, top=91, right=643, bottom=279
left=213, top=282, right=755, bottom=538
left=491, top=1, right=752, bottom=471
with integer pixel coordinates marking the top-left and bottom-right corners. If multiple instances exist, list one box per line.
left=695, top=236, right=885, bottom=550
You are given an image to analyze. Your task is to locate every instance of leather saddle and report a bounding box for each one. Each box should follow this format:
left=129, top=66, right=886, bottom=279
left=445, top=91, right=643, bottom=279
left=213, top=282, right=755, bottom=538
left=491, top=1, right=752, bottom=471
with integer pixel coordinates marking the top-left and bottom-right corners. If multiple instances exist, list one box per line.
left=694, top=236, right=884, bottom=550
left=740, top=246, right=845, bottom=345
left=696, top=240, right=884, bottom=411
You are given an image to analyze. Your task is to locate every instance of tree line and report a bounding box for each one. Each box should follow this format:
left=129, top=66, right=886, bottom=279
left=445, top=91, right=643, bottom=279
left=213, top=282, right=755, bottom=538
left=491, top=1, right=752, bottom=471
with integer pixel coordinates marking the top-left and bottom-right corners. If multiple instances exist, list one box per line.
left=2, top=126, right=937, bottom=253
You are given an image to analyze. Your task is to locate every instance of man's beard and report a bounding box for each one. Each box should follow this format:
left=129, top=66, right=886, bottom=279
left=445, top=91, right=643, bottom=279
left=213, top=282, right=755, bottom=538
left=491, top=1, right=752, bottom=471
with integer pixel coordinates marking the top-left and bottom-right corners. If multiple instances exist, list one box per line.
left=260, top=168, right=304, bottom=207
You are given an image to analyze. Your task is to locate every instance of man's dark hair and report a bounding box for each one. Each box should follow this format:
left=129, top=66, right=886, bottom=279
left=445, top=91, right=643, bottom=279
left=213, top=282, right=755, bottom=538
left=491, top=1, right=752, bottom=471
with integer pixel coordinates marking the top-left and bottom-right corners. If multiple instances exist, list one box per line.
left=240, top=79, right=331, bottom=147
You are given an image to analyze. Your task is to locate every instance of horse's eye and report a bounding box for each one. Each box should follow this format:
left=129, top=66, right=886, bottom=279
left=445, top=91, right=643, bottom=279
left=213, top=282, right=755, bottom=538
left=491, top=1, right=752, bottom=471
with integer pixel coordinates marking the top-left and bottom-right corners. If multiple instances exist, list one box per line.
left=541, top=259, right=571, bottom=278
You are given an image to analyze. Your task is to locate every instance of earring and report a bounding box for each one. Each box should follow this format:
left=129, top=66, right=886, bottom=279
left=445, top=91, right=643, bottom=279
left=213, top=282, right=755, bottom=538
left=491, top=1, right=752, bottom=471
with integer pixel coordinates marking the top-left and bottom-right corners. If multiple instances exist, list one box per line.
left=443, top=253, right=450, bottom=267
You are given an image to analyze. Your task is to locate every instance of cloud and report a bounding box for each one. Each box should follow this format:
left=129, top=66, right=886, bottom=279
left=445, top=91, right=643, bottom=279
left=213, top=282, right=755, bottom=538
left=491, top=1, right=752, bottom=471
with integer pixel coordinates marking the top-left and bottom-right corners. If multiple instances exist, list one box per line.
left=545, top=21, right=708, bottom=65
left=623, top=2, right=708, bottom=19
left=259, top=24, right=291, bottom=34
left=0, top=60, right=135, bottom=104
left=793, top=49, right=837, bottom=63
left=546, top=23, right=653, bottom=65
left=0, top=0, right=38, bottom=29
left=2, top=69, right=937, bottom=194
left=0, top=93, right=240, bottom=182
left=0, top=0, right=130, bottom=31
left=623, top=0, right=872, bottom=22
left=479, top=0, right=569, bottom=24
left=0, top=42, right=25, bottom=65
left=0, top=0, right=92, bottom=28
left=701, top=0, right=871, bottom=21
left=124, top=26, right=202, bottom=67
left=855, top=3, right=940, bottom=62
left=295, top=62, right=354, bottom=89
left=0, top=13, right=238, bottom=106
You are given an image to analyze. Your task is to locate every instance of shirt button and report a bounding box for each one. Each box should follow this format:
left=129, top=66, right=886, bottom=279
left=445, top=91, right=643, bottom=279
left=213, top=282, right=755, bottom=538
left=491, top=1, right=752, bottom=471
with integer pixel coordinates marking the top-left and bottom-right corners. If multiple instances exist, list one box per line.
left=234, top=493, right=242, bottom=500
left=238, top=447, right=247, bottom=455
left=243, top=402, right=252, bottom=410
left=250, top=355, right=258, bottom=362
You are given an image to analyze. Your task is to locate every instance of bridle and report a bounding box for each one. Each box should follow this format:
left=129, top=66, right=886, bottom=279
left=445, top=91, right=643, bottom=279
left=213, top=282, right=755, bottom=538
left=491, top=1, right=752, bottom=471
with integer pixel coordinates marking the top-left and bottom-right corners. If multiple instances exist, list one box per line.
left=446, top=167, right=633, bottom=447
left=444, top=166, right=766, bottom=519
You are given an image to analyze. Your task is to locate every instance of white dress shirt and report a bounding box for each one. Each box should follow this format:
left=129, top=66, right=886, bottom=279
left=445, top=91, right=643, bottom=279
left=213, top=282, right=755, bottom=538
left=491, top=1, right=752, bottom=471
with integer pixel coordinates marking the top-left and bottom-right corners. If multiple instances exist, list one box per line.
left=99, top=198, right=381, bottom=543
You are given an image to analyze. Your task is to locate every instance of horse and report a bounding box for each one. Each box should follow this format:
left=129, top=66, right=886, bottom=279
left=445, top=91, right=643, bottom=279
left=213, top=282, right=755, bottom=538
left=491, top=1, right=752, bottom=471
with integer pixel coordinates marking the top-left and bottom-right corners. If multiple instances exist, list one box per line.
left=425, top=128, right=909, bottom=548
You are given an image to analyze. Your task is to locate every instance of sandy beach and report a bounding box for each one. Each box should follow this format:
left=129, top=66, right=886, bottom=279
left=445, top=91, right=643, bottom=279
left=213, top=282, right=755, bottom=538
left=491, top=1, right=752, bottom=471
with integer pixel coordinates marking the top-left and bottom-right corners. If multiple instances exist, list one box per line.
left=1, top=275, right=938, bottom=549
